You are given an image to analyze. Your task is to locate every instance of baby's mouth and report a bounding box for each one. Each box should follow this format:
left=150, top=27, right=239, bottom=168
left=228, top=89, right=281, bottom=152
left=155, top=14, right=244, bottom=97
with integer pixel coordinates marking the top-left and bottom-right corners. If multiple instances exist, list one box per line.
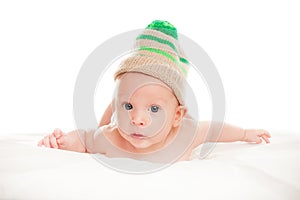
left=130, top=133, right=146, bottom=140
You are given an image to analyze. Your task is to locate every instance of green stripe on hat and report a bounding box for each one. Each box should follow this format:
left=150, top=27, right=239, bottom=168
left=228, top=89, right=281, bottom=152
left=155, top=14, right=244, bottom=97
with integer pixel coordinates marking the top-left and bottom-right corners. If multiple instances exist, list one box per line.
left=180, top=57, right=189, bottom=64
left=139, top=46, right=187, bottom=76
left=136, top=34, right=178, bottom=53
left=146, top=20, right=178, bottom=40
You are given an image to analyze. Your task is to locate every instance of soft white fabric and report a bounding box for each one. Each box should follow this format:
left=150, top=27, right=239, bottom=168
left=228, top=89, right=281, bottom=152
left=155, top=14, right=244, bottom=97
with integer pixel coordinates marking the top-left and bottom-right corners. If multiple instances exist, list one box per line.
left=1, top=131, right=300, bottom=200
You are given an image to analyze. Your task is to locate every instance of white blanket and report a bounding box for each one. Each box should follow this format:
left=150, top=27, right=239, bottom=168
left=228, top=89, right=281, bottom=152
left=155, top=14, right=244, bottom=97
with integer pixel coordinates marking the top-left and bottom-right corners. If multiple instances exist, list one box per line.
left=1, top=131, right=300, bottom=200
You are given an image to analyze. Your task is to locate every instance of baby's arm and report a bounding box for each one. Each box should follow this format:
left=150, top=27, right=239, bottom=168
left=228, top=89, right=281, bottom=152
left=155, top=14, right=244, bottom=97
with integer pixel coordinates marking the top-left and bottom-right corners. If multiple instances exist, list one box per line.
left=191, top=121, right=271, bottom=148
left=37, top=129, right=87, bottom=153
left=216, top=123, right=271, bottom=143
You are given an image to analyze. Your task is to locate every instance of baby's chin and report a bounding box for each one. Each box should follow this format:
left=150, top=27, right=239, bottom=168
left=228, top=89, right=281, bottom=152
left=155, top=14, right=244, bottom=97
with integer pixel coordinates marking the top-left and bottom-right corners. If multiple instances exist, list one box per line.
left=126, top=135, right=154, bottom=149
left=130, top=141, right=152, bottom=150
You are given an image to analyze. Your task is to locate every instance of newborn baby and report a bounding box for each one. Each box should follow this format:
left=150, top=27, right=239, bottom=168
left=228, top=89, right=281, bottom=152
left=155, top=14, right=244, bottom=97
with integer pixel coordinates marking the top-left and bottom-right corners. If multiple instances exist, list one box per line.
left=38, top=20, right=271, bottom=163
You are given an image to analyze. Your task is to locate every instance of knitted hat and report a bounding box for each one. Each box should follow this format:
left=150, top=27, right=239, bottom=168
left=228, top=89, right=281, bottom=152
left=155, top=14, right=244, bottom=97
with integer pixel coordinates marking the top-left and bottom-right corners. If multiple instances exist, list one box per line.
left=114, top=20, right=189, bottom=105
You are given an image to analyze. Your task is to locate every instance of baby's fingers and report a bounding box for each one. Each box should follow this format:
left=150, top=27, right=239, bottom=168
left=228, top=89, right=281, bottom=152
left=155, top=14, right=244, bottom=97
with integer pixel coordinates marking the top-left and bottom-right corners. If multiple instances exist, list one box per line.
left=258, top=129, right=271, bottom=143
left=37, top=139, right=44, bottom=147
left=53, top=128, right=64, bottom=138
left=265, top=131, right=271, bottom=138
left=42, top=135, right=51, bottom=148
left=49, top=134, right=58, bottom=148
left=255, top=137, right=262, bottom=144
left=261, top=135, right=270, bottom=143
left=56, top=136, right=65, bottom=147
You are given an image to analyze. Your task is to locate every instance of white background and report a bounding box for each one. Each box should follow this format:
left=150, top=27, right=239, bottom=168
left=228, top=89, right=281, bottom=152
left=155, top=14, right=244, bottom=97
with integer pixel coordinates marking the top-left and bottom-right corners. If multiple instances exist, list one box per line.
left=0, top=0, right=299, bottom=135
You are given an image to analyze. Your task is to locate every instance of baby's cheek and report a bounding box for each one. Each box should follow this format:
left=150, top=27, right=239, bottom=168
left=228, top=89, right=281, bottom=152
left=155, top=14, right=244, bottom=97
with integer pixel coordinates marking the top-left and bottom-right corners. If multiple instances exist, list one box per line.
left=148, top=111, right=167, bottom=132
left=116, top=109, right=131, bottom=126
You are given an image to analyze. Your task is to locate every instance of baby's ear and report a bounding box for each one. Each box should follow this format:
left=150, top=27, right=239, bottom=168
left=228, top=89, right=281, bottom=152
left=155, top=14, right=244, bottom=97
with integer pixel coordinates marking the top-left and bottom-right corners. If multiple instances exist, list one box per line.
left=173, top=106, right=188, bottom=127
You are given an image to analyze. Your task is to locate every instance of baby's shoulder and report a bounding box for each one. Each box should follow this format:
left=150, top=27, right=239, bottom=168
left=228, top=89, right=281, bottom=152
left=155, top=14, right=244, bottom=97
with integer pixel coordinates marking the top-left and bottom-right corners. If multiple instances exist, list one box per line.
left=86, top=124, right=120, bottom=154
left=181, top=117, right=199, bottom=127
left=94, top=124, right=118, bottom=140
left=99, top=124, right=126, bottom=146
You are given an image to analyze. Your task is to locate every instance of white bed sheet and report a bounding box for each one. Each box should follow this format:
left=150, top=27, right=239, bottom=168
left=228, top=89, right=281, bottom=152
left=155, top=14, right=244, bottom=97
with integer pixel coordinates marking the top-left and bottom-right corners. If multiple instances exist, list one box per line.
left=0, top=131, right=300, bottom=200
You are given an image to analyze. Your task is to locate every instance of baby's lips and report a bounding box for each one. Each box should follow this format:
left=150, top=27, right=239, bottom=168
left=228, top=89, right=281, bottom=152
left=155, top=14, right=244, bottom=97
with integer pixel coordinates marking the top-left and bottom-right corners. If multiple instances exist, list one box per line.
left=130, top=133, right=147, bottom=139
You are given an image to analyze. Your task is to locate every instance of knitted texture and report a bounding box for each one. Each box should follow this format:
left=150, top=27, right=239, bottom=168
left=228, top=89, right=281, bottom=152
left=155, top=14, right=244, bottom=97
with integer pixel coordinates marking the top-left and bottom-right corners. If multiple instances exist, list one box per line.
left=114, top=20, right=189, bottom=105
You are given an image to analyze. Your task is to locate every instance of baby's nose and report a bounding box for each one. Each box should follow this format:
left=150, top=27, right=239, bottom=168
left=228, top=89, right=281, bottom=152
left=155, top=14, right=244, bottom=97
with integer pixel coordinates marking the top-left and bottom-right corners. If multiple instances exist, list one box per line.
left=130, top=111, right=150, bottom=127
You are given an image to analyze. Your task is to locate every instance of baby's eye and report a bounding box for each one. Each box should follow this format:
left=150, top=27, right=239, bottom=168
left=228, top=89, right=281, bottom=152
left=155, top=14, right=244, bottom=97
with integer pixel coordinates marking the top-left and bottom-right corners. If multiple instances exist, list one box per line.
left=124, top=103, right=133, bottom=110
left=150, top=105, right=159, bottom=113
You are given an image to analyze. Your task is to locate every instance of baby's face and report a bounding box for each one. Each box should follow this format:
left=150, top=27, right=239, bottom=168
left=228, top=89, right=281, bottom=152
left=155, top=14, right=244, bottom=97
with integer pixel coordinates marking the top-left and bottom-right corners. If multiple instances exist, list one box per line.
left=114, top=72, right=182, bottom=150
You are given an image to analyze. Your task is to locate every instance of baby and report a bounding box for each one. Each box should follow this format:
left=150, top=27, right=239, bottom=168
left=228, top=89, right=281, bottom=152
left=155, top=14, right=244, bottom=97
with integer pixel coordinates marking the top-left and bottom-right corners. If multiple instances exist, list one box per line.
left=38, top=20, right=271, bottom=163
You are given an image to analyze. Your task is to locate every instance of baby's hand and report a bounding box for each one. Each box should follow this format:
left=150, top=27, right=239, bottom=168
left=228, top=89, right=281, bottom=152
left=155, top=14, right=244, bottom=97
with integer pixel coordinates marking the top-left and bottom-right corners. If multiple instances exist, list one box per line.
left=38, top=129, right=86, bottom=152
left=37, top=128, right=65, bottom=149
left=242, top=129, right=271, bottom=144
